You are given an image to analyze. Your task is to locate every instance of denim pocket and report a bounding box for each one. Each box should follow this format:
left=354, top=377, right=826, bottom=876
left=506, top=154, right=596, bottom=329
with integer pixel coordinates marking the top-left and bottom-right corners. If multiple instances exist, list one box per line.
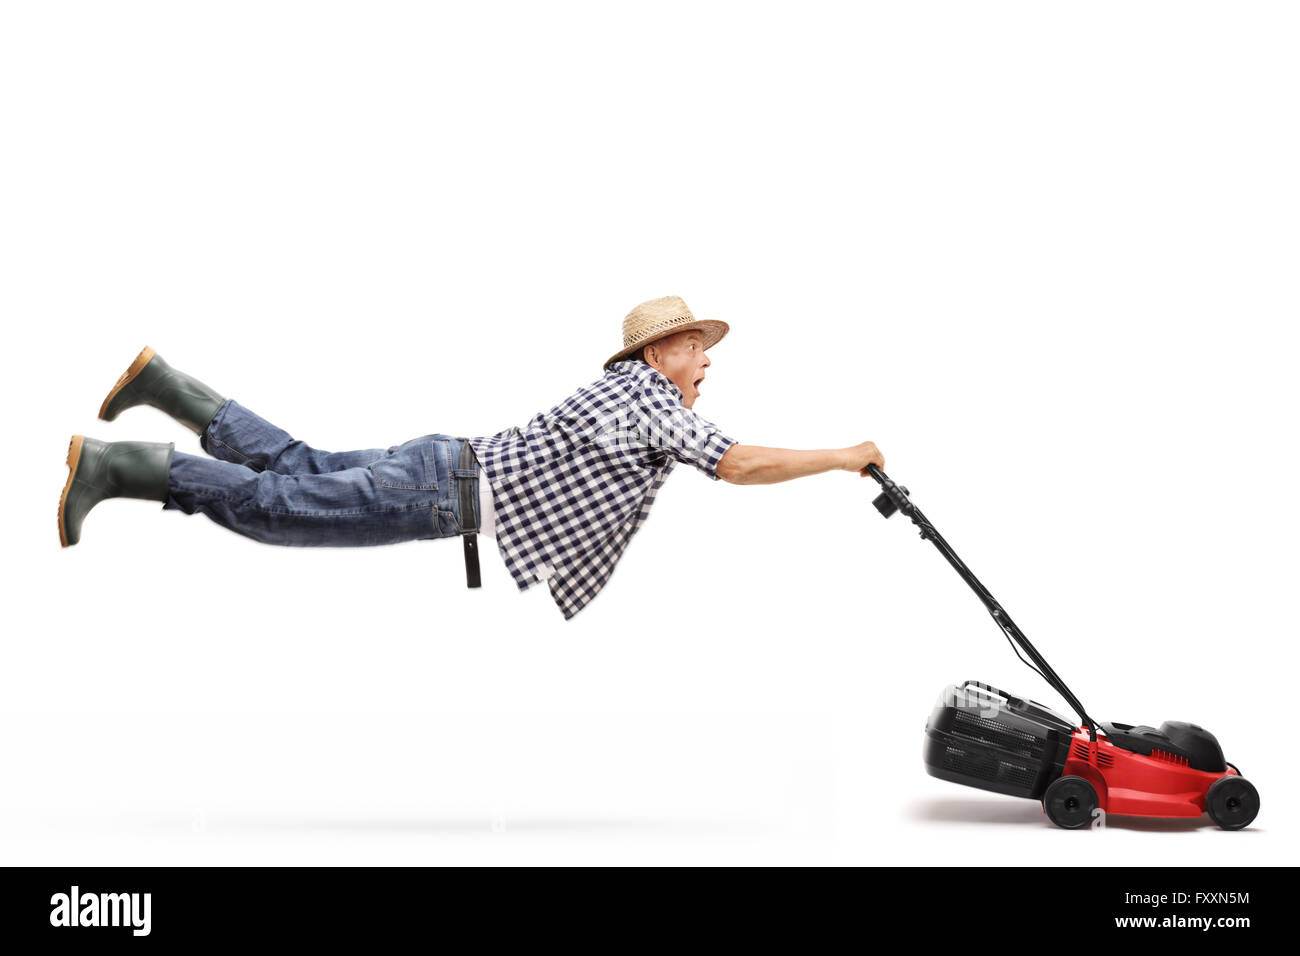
left=368, top=438, right=440, bottom=491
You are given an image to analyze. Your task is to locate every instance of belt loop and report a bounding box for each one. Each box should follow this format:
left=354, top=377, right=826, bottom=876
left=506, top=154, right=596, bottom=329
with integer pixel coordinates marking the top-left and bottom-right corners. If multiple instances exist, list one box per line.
left=457, top=438, right=481, bottom=589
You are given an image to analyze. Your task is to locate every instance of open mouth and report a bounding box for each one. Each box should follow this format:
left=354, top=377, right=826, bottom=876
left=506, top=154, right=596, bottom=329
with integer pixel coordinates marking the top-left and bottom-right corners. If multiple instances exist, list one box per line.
left=693, top=375, right=705, bottom=393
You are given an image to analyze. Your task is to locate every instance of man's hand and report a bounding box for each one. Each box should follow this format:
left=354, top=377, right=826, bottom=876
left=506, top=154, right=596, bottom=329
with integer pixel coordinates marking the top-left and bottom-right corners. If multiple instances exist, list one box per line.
left=842, top=441, right=885, bottom=476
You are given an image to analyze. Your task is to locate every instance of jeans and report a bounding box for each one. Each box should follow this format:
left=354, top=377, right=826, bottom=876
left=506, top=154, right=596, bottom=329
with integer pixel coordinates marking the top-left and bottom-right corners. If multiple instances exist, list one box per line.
left=164, top=399, right=480, bottom=546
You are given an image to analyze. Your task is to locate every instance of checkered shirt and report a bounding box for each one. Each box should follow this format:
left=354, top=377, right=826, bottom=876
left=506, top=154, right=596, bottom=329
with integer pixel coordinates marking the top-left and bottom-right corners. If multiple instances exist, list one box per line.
left=469, top=360, right=737, bottom=619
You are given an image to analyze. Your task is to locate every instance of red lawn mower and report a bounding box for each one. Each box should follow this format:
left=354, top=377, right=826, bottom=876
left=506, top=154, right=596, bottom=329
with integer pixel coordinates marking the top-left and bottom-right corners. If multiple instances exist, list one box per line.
left=867, top=465, right=1259, bottom=830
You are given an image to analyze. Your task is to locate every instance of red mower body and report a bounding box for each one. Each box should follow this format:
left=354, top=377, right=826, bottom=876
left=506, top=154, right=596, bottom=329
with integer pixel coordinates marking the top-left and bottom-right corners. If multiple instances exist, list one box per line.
left=1061, top=729, right=1240, bottom=820
left=1040, top=721, right=1259, bottom=829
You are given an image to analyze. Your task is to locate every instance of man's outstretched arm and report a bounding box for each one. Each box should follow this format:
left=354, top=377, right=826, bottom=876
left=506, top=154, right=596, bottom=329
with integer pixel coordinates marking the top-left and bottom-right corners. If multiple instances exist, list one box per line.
left=714, top=441, right=885, bottom=485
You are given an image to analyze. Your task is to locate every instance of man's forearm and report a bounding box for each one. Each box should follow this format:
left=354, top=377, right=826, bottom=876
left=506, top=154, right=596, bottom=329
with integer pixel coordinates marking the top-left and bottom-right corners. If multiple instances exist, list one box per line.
left=715, top=444, right=847, bottom=485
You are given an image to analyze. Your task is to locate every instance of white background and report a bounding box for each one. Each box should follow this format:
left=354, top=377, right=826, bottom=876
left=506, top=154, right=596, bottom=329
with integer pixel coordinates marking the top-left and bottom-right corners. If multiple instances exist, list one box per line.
left=2, top=1, right=1296, bottom=866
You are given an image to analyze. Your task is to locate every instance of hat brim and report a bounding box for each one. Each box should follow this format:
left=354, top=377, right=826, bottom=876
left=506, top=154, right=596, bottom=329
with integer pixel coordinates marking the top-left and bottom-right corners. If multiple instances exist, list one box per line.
left=603, top=319, right=730, bottom=369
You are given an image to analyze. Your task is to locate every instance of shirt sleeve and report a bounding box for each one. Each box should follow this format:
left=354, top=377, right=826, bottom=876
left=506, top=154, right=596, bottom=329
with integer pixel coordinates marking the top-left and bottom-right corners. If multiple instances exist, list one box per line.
left=630, top=386, right=738, bottom=481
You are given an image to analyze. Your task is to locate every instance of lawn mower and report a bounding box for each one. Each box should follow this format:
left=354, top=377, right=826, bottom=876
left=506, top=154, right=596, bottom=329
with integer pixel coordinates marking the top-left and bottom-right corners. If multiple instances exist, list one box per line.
left=866, top=464, right=1259, bottom=830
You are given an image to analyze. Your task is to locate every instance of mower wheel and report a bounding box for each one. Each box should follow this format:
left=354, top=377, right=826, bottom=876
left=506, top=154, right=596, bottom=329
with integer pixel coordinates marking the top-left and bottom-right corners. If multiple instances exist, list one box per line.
left=1043, top=775, right=1099, bottom=830
left=1206, top=775, right=1260, bottom=831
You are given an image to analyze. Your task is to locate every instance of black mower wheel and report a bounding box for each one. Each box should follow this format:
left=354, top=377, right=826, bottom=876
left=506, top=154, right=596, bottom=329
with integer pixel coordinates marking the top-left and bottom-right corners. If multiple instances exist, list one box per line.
left=1206, top=775, right=1260, bottom=831
left=1043, top=775, right=1100, bottom=830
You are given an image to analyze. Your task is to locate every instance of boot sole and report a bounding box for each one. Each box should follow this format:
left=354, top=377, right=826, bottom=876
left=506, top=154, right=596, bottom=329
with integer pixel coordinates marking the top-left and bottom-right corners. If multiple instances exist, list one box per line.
left=98, top=345, right=156, bottom=421
left=58, top=434, right=84, bottom=548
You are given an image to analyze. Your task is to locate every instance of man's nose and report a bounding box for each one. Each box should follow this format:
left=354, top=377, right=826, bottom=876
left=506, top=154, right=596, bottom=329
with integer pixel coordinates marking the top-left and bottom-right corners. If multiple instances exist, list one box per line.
left=702, top=352, right=711, bottom=368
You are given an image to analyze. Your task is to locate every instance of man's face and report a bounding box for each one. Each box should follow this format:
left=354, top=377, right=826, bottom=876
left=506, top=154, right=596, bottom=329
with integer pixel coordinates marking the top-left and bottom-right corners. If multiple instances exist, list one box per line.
left=645, top=329, right=711, bottom=408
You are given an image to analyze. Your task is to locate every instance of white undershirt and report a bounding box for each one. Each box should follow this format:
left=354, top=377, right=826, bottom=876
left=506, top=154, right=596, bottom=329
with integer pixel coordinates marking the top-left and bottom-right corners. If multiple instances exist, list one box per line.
left=477, top=473, right=496, bottom=539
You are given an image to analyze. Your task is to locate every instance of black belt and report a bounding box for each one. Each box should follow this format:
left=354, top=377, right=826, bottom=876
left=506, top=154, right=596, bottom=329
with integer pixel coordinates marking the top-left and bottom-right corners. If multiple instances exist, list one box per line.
left=455, top=438, right=481, bottom=589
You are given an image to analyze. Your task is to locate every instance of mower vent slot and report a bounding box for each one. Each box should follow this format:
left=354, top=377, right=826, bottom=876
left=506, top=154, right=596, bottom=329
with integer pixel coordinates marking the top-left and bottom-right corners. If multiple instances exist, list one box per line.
left=940, top=745, right=1036, bottom=790
left=950, top=711, right=1042, bottom=759
left=1150, top=749, right=1189, bottom=766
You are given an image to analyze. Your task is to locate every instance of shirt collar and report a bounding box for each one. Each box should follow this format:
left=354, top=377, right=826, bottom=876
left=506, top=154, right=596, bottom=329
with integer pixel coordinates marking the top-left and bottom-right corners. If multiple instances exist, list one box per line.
left=607, top=359, right=684, bottom=404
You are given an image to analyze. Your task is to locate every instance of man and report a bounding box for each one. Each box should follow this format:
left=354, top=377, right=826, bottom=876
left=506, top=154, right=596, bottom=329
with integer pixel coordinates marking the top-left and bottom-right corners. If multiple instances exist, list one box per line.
left=58, top=295, right=886, bottom=618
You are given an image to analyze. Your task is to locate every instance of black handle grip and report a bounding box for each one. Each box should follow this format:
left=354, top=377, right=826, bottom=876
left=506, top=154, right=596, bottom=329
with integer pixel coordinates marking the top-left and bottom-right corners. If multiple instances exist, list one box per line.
left=868, top=464, right=912, bottom=519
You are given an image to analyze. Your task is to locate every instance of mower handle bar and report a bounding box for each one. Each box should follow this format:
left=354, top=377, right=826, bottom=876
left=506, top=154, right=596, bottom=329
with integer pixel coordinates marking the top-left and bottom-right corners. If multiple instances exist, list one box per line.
left=865, top=463, right=1099, bottom=739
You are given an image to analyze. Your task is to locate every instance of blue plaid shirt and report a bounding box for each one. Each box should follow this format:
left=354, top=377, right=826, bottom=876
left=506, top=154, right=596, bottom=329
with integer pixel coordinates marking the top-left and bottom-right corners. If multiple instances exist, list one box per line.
left=469, top=359, right=738, bottom=619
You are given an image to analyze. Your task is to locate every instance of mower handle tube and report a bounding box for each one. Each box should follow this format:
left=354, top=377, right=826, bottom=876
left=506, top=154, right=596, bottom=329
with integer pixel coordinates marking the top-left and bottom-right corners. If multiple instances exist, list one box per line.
left=866, top=464, right=1099, bottom=741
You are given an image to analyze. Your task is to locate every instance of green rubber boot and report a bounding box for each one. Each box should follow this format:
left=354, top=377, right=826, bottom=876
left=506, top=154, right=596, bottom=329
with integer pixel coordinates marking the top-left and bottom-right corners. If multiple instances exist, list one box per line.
left=58, top=436, right=174, bottom=547
left=99, top=346, right=226, bottom=434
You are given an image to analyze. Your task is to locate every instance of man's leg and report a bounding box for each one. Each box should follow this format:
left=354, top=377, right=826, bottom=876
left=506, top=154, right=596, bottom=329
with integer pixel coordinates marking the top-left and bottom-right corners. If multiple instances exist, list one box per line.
left=164, top=434, right=448, bottom=546
left=100, top=347, right=392, bottom=475
left=201, top=399, right=394, bottom=475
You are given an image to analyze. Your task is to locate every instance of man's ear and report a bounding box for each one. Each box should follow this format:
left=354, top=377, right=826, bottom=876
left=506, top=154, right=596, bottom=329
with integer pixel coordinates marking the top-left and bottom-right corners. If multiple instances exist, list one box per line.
left=643, top=341, right=661, bottom=369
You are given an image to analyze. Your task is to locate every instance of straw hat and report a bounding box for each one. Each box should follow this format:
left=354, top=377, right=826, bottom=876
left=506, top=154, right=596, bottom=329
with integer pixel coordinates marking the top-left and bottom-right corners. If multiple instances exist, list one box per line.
left=604, top=296, right=730, bottom=369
